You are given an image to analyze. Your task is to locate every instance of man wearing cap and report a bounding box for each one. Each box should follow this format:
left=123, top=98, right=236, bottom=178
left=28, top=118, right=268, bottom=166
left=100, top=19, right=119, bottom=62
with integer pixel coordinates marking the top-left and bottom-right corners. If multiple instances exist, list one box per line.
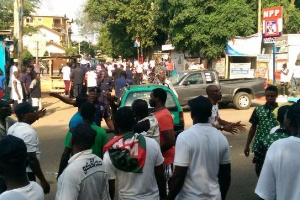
left=49, top=87, right=115, bottom=130
left=0, top=135, right=44, bottom=199
left=168, top=96, right=231, bottom=200
left=56, top=124, right=110, bottom=200
left=7, top=102, right=50, bottom=194
left=70, top=63, right=85, bottom=98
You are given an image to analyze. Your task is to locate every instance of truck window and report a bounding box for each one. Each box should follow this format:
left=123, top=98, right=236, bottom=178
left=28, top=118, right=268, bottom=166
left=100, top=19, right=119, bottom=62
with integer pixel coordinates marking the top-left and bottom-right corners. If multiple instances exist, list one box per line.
left=124, top=91, right=177, bottom=110
left=204, top=72, right=216, bottom=84
left=186, top=73, right=203, bottom=84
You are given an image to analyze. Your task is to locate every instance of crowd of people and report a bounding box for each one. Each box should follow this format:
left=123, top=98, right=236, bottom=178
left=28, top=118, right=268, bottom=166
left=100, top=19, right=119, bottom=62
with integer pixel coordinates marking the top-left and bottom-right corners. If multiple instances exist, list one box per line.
left=1, top=56, right=300, bottom=200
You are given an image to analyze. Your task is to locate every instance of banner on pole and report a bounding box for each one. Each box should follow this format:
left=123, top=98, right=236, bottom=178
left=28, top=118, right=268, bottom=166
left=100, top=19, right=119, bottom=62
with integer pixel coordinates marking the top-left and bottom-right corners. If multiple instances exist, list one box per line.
left=263, top=6, right=283, bottom=39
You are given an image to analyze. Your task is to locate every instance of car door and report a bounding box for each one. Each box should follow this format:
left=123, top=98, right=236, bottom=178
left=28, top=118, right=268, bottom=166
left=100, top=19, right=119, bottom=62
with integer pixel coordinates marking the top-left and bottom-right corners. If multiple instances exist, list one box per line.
left=176, top=72, right=206, bottom=105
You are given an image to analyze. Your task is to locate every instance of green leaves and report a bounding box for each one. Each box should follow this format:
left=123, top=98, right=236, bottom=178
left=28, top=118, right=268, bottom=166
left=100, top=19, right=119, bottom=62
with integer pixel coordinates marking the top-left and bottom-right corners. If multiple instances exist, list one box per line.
left=85, top=0, right=300, bottom=59
left=0, top=0, right=40, bottom=30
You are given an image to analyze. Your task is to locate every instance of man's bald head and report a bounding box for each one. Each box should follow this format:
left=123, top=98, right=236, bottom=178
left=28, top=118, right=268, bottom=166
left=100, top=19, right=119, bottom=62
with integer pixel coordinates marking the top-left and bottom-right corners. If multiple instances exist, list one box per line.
left=206, top=85, right=222, bottom=103
left=206, top=85, right=218, bottom=95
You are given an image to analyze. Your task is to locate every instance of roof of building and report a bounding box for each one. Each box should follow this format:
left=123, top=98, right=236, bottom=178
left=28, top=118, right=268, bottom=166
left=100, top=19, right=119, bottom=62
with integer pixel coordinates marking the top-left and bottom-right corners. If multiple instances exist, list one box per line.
left=0, top=30, right=12, bottom=36
left=46, top=41, right=65, bottom=50
left=36, top=25, right=63, bottom=36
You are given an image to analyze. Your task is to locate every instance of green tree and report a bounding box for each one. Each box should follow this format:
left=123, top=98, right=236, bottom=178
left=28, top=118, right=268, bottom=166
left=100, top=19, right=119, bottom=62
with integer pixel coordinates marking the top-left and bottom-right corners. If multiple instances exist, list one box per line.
left=155, top=0, right=256, bottom=60
left=262, top=0, right=300, bottom=34
left=85, top=0, right=166, bottom=58
left=22, top=50, right=33, bottom=65
left=65, top=47, right=78, bottom=56
left=0, top=0, right=40, bottom=30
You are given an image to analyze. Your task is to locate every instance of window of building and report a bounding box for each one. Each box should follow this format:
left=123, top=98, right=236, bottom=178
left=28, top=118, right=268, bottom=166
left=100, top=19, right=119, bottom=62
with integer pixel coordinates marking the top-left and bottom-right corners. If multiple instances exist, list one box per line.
left=26, top=17, right=33, bottom=23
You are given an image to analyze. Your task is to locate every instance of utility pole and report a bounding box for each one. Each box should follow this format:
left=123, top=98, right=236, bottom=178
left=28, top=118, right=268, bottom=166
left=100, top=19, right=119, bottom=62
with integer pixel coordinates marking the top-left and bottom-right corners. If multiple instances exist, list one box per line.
left=14, top=0, right=24, bottom=70
left=258, top=0, right=262, bottom=33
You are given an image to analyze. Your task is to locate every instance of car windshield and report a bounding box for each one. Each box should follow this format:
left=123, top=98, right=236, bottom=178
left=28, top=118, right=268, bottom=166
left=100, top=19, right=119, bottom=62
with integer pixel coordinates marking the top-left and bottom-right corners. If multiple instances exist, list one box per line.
left=124, top=91, right=178, bottom=111
left=169, top=72, right=188, bottom=85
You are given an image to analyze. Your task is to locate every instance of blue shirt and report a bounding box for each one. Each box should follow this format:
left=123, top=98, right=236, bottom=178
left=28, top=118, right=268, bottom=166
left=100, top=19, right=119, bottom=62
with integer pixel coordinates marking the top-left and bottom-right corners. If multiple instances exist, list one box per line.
left=116, top=77, right=127, bottom=98
left=0, top=76, right=6, bottom=90
left=69, top=112, right=83, bottom=129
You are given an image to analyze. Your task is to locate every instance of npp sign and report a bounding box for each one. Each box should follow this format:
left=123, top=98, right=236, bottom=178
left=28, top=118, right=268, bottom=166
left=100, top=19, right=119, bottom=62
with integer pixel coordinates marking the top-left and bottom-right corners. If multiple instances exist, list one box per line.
left=262, top=6, right=283, bottom=38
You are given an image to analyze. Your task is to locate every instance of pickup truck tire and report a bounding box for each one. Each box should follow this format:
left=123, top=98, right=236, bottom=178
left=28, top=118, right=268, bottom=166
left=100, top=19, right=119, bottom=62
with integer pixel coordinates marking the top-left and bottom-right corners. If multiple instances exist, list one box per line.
left=233, top=92, right=251, bottom=110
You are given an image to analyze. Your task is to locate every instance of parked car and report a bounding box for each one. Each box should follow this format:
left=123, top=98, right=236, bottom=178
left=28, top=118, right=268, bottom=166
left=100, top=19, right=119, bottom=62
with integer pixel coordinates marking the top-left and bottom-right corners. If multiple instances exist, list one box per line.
left=170, top=70, right=266, bottom=110
left=119, top=84, right=184, bottom=135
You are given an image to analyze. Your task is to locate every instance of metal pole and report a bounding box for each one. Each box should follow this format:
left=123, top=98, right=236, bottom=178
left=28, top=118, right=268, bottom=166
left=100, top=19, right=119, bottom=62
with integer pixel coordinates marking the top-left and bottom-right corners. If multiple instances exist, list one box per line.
left=258, top=0, right=262, bottom=33
left=14, top=0, right=23, bottom=70
left=36, top=41, right=38, bottom=72
left=273, top=43, right=276, bottom=85
left=137, top=47, right=140, bottom=62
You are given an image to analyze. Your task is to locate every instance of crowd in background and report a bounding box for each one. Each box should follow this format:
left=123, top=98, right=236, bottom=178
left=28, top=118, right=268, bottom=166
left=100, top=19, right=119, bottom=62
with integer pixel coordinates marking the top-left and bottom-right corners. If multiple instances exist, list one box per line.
left=1, top=56, right=300, bottom=200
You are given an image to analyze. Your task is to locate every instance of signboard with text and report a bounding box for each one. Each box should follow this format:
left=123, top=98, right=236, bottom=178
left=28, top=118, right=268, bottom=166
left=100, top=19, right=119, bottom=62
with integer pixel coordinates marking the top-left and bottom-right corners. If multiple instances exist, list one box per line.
left=230, top=63, right=252, bottom=79
left=263, top=6, right=283, bottom=43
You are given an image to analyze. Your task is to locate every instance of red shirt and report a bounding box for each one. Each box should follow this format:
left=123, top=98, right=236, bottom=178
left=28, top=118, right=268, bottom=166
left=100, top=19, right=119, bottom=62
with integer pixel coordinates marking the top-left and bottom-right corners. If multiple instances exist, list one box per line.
left=154, top=108, right=175, bottom=164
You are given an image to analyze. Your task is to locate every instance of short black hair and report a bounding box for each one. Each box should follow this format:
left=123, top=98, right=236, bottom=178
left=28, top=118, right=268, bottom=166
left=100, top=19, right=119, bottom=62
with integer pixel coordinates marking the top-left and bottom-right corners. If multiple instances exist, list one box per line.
left=75, top=93, right=88, bottom=108
left=277, top=105, right=290, bottom=124
left=132, top=99, right=148, bottom=118
left=120, top=71, right=127, bottom=78
left=80, top=102, right=96, bottom=122
left=71, top=124, right=96, bottom=150
left=188, top=96, right=212, bottom=123
left=115, top=107, right=135, bottom=132
left=152, top=88, right=167, bottom=104
left=265, top=85, right=278, bottom=94
left=206, top=85, right=217, bottom=95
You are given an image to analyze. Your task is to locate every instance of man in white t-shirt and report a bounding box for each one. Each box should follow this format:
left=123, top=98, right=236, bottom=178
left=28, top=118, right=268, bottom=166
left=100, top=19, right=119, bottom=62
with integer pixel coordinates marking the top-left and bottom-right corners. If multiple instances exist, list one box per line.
left=255, top=101, right=300, bottom=200
left=290, top=55, right=300, bottom=95
left=168, top=96, right=231, bottom=200
left=86, top=67, right=97, bottom=89
left=206, top=85, right=246, bottom=134
left=8, top=59, right=18, bottom=97
left=61, top=63, right=71, bottom=96
left=56, top=124, right=110, bottom=200
left=103, top=107, right=166, bottom=200
left=0, top=135, right=44, bottom=200
left=7, top=102, right=50, bottom=194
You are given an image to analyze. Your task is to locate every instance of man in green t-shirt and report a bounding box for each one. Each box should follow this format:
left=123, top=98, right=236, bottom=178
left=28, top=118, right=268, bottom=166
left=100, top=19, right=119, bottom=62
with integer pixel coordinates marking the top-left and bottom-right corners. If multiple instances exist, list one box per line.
left=57, top=102, right=108, bottom=178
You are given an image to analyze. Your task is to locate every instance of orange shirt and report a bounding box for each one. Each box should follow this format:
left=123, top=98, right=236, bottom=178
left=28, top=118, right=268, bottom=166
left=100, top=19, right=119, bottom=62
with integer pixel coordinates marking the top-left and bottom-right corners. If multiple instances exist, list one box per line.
left=154, top=108, right=175, bottom=164
left=167, top=62, right=174, bottom=71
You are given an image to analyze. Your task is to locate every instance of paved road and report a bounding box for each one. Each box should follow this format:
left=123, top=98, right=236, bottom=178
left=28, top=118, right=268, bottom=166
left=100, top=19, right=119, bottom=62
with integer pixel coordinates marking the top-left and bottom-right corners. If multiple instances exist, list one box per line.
left=31, top=95, right=264, bottom=200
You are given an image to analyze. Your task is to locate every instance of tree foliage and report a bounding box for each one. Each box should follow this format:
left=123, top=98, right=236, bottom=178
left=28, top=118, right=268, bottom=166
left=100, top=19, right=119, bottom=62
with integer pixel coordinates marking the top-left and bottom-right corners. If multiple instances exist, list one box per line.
left=0, top=0, right=40, bottom=30
left=85, top=0, right=166, bottom=58
left=22, top=50, right=33, bottom=65
left=155, top=0, right=256, bottom=59
left=84, top=0, right=300, bottom=60
left=262, top=0, right=300, bottom=34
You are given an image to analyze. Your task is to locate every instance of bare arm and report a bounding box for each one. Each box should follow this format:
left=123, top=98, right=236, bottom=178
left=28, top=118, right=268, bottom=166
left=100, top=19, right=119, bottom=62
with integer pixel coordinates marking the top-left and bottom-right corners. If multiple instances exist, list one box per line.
left=49, top=92, right=76, bottom=105
left=155, top=164, right=166, bottom=199
left=161, top=129, right=175, bottom=153
left=57, top=147, right=72, bottom=178
left=244, top=124, right=257, bottom=157
left=218, top=163, right=231, bottom=200
left=13, top=80, right=21, bottom=99
left=22, top=82, right=28, bottom=94
left=167, top=166, right=188, bottom=200
left=27, top=152, right=50, bottom=194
